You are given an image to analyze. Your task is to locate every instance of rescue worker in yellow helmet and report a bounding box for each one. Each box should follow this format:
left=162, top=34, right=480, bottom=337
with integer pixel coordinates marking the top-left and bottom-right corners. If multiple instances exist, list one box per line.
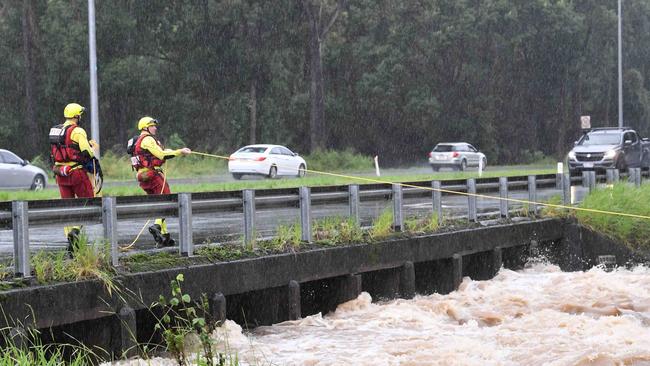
left=127, top=116, right=191, bottom=246
left=48, top=102, right=101, bottom=254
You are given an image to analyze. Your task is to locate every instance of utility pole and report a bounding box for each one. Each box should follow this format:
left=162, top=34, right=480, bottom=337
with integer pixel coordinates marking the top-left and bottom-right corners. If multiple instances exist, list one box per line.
left=88, top=0, right=100, bottom=157
left=617, top=0, right=623, bottom=128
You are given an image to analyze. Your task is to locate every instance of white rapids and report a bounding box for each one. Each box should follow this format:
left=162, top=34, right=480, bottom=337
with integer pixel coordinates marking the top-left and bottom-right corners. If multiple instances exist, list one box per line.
left=108, top=263, right=650, bottom=366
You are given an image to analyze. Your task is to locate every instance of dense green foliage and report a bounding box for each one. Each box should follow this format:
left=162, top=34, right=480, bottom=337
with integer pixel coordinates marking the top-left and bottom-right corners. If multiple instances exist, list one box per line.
left=2, top=0, right=650, bottom=166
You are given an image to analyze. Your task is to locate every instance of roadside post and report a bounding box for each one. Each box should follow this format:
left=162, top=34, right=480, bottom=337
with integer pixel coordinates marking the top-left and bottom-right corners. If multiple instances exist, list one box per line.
left=467, top=179, right=477, bottom=222
left=299, top=187, right=312, bottom=242
left=527, top=175, right=537, bottom=215
left=556, top=162, right=564, bottom=189
left=243, top=189, right=256, bottom=247
left=432, top=181, right=442, bottom=225
left=12, top=201, right=30, bottom=278
left=392, top=184, right=403, bottom=231
left=499, top=177, right=508, bottom=218
left=178, top=193, right=193, bottom=257
left=348, top=184, right=360, bottom=224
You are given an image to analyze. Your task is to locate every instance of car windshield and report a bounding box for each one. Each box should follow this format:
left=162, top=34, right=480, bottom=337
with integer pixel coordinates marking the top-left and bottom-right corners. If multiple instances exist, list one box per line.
left=433, top=145, right=458, bottom=152
left=579, top=133, right=621, bottom=146
left=237, top=147, right=268, bottom=153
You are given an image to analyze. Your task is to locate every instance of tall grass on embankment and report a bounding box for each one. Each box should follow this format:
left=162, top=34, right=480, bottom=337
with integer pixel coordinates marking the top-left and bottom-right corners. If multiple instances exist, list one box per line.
left=576, top=183, right=650, bottom=252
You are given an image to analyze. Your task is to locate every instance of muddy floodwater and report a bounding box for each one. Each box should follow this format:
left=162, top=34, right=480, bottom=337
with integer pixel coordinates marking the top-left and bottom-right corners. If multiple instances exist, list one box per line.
left=109, top=264, right=650, bottom=366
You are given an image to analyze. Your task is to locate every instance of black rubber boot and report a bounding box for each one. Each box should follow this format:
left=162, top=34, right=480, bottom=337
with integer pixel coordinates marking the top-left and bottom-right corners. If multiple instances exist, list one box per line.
left=66, top=228, right=81, bottom=258
left=148, top=224, right=165, bottom=246
left=161, top=233, right=176, bottom=247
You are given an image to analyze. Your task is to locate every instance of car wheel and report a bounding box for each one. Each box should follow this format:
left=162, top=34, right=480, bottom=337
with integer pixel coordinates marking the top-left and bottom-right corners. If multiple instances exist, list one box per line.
left=431, top=165, right=439, bottom=172
left=297, top=164, right=306, bottom=178
left=232, top=173, right=243, bottom=180
left=459, top=160, right=467, bottom=171
left=268, top=166, right=278, bottom=179
left=31, top=175, right=45, bottom=191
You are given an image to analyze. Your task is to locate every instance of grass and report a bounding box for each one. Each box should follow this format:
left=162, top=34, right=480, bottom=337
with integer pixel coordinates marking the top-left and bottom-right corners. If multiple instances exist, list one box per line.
left=369, top=209, right=394, bottom=240
left=404, top=213, right=441, bottom=233
left=0, top=165, right=555, bottom=202
left=312, top=216, right=364, bottom=245
left=0, top=324, right=100, bottom=365
left=29, top=233, right=116, bottom=294
left=575, top=183, right=650, bottom=252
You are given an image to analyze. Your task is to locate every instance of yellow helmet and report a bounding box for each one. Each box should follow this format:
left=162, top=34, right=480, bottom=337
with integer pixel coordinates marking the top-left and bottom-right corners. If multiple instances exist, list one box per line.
left=64, top=103, right=85, bottom=119
left=138, top=116, right=159, bottom=131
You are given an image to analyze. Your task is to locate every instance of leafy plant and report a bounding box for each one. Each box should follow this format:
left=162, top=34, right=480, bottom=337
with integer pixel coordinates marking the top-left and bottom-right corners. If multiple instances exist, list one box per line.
left=154, top=273, right=229, bottom=366
left=404, top=213, right=440, bottom=233
left=539, top=195, right=573, bottom=219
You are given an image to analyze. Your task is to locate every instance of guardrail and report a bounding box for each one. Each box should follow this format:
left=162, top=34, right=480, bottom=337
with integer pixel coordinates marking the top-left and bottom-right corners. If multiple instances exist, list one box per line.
left=2, top=168, right=647, bottom=279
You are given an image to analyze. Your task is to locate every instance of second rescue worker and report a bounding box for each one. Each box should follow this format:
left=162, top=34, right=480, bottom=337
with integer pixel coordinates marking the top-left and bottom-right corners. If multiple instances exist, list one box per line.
left=127, top=116, right=191, bottom=246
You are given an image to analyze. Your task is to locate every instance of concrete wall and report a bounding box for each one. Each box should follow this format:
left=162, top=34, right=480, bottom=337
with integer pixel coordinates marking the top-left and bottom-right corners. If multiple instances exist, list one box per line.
left=0, top=219, right=583, bottom=358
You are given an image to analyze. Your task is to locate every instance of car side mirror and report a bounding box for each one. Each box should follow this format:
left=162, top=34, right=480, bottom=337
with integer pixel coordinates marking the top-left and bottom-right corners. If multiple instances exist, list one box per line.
left=293, top=153, right=298, bottom=157
left=573, top=141, right=578, bottom=146
left=21, top=160, right=29, bottom=166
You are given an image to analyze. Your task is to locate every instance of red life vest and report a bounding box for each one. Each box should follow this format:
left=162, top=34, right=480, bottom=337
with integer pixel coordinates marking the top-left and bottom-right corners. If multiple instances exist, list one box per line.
left=49, top=124, right=87, bottom=164
left=130, top=134, right=165, bottom=170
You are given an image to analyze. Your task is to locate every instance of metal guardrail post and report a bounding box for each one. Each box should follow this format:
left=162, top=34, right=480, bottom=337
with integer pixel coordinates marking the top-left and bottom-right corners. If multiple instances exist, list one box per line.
left=102, top=197, right=119, bottom=267
left=556, top=162, right=563, bottom=189
left=432, top=181, right=442, bottom=225
left=562, top=173, right=571, bottom=205
left=12, top=201, right=30, bottom=278
left=392, top=184, right=403, bottom=231
left=634, top=168, right=642, bottom=187
left=606, top=169, right=616, bottom=185
left=613, top=168, right=620, bottom=183
left=581, top=171, right=590, bottom=188
left=178, top=193, right=193, bottom=257
left=299, top=187, right=312, bottom=242
left=499, top=177, right=508, bottom=218
left=587, top=171, right=596, bottom=192
left=527, top=175, right=537, bottom=215
left=243, top=190, right=255, bottom=247
left=467, top=179, right=477, bottom=222
left=348, top=184, right=360, bottom=224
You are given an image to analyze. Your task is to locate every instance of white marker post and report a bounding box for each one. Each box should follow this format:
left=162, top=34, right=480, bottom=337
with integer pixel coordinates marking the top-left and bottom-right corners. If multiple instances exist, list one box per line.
left=374, top=156, right=381, bottom=177
left=478, top=157, right=484, bottom=177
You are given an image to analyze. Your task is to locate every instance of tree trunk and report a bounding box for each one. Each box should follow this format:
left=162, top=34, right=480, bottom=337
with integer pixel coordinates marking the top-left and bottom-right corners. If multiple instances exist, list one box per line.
left=22, top=0, right=39, bottom=157
left=249, top=77, right=257, bottom=145
left=308, top=29, right=325, bottom=151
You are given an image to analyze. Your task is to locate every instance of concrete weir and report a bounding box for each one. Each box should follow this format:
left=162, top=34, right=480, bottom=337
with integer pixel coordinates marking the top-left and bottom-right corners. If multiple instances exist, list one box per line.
left=0, top=218, right=640, bottom=357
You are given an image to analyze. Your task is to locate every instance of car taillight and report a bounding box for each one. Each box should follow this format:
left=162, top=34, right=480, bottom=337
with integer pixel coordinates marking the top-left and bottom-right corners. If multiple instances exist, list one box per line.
left=255, top=157, right=267, bottom=161
left=452, top=152, right=460, bottom=158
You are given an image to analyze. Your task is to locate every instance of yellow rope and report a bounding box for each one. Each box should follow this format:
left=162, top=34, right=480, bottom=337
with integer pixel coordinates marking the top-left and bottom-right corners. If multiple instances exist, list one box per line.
left=191, top=151, right=650, bottom=221
left=121, top=166, right=170, bottom=251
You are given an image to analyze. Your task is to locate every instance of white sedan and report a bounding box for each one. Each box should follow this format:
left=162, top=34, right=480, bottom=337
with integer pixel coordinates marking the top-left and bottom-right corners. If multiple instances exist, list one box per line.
left=228, top=144, right=307, bottom=179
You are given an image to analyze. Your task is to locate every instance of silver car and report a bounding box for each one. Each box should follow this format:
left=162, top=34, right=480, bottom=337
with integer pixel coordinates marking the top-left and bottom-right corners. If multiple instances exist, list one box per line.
left=0, top=149, right=48, bottom=190
left=428, top=142, right=487, bottom=171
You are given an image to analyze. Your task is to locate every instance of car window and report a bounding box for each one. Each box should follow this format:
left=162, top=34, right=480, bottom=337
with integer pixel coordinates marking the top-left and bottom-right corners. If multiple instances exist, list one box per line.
left=454, top=145, right=466, bottom=152
left=468, top=145, right=477, bottom=152
left=0, top=151, right=22, bottom=164
left=279, top=147, right=293, bottom=156
left=238, top=146, right=267, bottom=153
left=579, top=133, right=621, bottom=146
left=624, top=132, right=637, bottom=143
left=433, top=145, right=453, bottom=152
left=270, top=147, right=282, bottom=155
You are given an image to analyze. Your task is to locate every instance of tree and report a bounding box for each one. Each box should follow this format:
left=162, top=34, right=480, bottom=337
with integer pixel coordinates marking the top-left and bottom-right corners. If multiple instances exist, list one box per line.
left=298, top=0, right=348, bottom=152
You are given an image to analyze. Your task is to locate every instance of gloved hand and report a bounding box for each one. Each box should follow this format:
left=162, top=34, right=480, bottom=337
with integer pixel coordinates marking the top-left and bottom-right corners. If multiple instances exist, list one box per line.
left=83, top=157, right=103, bottom=179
